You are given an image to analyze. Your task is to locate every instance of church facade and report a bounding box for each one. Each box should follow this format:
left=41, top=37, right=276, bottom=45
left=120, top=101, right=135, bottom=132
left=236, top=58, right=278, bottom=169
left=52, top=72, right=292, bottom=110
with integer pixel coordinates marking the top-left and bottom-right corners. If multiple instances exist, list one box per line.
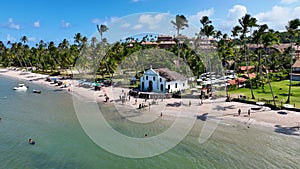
left=140, top=66, right=188, bottom=93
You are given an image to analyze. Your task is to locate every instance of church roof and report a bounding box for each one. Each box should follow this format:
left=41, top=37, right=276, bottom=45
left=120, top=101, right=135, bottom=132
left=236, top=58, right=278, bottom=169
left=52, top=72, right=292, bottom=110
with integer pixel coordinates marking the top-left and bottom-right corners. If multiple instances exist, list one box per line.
left=154, top=68, right=187, bottom=82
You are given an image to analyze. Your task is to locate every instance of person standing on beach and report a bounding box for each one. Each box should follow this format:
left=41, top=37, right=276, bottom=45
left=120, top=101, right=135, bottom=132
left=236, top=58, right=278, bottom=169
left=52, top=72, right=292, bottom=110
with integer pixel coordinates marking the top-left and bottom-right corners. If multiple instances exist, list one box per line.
left=248, top=109, right=251, bottom=116
left=238, top=109, right=241, bottom=116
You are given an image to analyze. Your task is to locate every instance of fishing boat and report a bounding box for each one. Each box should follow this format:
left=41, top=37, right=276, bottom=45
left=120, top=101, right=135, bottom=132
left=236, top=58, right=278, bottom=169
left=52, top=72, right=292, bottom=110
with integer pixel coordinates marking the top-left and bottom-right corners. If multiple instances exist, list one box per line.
left=13, top=84, right=28, bottom=91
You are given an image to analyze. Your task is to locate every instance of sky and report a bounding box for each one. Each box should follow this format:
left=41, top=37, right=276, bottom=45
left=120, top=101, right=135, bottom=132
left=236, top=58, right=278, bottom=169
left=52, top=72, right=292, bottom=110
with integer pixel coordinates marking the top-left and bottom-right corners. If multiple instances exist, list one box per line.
left=0, top=0, right=299, bottom=46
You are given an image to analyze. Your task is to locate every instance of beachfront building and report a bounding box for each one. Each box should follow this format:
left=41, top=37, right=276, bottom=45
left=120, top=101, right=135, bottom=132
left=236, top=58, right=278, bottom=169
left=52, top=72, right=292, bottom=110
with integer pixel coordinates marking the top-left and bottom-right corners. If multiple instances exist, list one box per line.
left=157, top=35, right=176, bottom=49
left=291, top=60, right=300, bottom=81
left=140, top=66, right=188, bottom=93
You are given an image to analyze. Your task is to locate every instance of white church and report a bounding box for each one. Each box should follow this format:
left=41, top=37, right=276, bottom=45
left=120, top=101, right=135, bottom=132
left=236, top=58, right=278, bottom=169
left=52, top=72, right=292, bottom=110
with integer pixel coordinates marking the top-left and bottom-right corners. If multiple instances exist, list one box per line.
left=139, top=66, right=188, bottom=93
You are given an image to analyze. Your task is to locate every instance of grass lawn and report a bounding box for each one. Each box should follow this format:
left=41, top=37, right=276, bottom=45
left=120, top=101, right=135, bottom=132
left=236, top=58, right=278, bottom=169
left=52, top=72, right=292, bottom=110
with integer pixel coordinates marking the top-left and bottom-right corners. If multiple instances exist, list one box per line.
left=228, top=80, right=300, bottom=108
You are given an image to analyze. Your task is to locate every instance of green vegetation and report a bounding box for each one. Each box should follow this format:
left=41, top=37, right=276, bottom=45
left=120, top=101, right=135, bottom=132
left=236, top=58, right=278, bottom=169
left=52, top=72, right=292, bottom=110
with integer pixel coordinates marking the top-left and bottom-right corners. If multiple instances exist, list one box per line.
left=0, top=14, right=299, bottom=108
left=229, top=80, right=300, bottom=108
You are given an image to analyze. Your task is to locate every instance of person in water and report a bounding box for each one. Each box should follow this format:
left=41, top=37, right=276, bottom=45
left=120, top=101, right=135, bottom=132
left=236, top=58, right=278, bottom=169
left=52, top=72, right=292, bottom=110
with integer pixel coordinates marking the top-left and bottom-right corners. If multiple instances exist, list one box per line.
left=28, top=139, right=35, bottom=145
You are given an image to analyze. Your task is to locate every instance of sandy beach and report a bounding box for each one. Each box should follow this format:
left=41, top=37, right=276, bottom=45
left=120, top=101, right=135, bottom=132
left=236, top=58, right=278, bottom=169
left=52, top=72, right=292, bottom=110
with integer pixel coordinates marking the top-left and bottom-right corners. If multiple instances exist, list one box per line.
left=1, top=68, right=300, bottom=136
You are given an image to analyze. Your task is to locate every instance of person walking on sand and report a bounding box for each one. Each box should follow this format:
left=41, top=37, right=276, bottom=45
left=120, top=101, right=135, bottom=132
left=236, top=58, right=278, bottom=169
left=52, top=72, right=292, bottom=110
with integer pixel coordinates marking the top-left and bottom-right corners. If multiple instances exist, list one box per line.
left=248, top=109, right=251, bottom=116
left=160, top=112, right=163, bottom=117
left=238, top=109, right=241, bottom=116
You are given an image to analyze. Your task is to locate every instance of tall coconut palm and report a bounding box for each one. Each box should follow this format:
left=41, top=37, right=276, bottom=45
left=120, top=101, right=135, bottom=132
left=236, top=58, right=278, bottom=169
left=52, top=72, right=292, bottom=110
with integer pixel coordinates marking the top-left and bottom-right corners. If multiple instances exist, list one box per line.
left=261, top=29, right=280, bottom=107
left=231, top=25, right=242, bottom=77
left=97, top=24, right=109, bottom=42
left=252, top=24, right=268, bottom=84
left=171, top=15, right=189, bottom=37
left=199, top=16, right=215, bottom=95
left=237, top=14, right=258, bottom=99
left=74, top=33, right=83, bottom=50
left=17, top=42, right=27, bottom=68
left=20, top=36, right=28, bottom=44
left=20, top=36, right=34, bottom=71
left=91, top=36, right=98, bottom=47
left=171, top=15, right=189, bottom=66
left=217, top=33, right=235, bottom=100
left=286, top=18, right=300, bottom=104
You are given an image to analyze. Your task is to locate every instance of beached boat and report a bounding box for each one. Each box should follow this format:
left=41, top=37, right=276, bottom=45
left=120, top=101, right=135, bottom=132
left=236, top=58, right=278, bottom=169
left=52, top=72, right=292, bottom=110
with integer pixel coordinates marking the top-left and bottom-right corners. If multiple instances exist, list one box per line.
left=33, top=89, right=42, bottom=94
left=13, top=84, right=28, bottom=91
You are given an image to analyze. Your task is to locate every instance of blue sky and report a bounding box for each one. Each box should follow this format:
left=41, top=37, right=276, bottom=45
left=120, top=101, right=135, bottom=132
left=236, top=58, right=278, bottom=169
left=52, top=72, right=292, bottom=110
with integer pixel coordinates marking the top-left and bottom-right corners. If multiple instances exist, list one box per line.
left=0, top=0, right=299, bottom=46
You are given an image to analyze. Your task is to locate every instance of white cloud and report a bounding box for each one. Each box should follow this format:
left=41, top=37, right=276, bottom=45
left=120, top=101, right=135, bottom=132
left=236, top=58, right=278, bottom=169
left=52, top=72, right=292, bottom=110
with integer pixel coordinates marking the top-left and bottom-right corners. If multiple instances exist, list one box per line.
left=92, top=18, right=101, bottom=24
left=92, top=17, right=119, bottom=25
left=138, top=13, right=167, bottom=30
left=280, top=0, right=298, bottom=4
left=133, top=24, right=143, bottom=30
left=7, top=34, right=16, bottom=41
left=254, top=5, right=300, bottom=31
left=5, top=18, right=21, bottom=30
left=61, top=20, right=71, bottom=28
left=28, top=37, right=36, bottom=42
left=121, top=22, right=131, bottom=28
left=188, top=8, right=215, bottom=27
left=217, top=5, right=247, bottom=35
left=227, top=5, right=247, bottom=20
left=33, top=21, right=40, bottom=28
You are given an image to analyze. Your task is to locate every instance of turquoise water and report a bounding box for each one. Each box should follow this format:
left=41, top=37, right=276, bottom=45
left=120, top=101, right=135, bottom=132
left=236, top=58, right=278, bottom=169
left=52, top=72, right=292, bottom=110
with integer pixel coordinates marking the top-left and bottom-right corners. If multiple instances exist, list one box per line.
left=0, top=75, right=299, bottom=169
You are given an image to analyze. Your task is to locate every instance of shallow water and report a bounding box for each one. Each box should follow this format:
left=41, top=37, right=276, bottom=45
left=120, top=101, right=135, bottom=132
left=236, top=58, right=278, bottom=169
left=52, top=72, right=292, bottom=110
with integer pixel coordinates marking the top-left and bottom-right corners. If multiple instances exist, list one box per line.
left=0, top=75, right=299, bottom=169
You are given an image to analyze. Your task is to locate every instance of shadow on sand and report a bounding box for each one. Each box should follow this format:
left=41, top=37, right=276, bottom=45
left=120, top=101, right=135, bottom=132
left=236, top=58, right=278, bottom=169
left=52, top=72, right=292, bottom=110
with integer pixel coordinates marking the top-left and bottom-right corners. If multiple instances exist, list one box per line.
left=274, top=124, right=300, bottom=136
left=196, top=113, right=208, bottom=121
left=213, top=105, right=235, bottom=111
left=277, top=111, right=288, bottom=115
left=166, top=102, right=182, bottom=107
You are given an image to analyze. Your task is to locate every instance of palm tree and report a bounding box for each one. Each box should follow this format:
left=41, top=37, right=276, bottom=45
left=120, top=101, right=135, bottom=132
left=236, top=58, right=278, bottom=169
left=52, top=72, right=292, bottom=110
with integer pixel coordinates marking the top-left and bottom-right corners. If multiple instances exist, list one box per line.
left=261, top=29, right=280, bottom=107
left=171, top=15, right=189, bottom=37
left=97, top=24, right=109, bottom=42
left=171, top=15, right=189, bottom=66
left=231, top=25, right=242, bottom=77
left=20, top=36, right=28, bottom=44
left=237, top=14, right=258, bottom=99
left=199, top=16, right=215, bottom=96
left=286, top=18, right=300, bottom=104
left=91, top=36, right=98, bottom=47
left=74, top=33, right=83, bottom=50
left=217, top=33, right=235, bottom=100
left=252, top=24, right=268, bottom=85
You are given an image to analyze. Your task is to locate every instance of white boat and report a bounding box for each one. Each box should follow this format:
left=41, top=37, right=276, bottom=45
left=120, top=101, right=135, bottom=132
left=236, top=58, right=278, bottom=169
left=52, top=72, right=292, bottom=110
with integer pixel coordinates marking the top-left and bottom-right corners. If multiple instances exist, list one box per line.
left=13, top=84, right=28, bottom=91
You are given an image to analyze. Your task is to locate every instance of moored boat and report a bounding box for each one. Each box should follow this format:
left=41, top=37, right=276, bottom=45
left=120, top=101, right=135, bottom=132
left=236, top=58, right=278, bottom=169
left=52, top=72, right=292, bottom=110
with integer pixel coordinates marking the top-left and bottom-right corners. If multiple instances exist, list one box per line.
left=13, top=84, right=28, bottom=91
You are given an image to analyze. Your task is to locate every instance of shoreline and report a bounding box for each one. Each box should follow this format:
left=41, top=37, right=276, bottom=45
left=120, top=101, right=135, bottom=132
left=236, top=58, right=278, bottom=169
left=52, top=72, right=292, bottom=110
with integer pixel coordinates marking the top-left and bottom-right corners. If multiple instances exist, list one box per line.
left=1, top=69, right=300, bottom=137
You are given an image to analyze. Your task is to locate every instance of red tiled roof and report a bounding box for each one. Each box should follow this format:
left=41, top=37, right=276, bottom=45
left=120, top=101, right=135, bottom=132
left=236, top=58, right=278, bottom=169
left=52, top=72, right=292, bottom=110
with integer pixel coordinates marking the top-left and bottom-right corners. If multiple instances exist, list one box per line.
left=242, top=73, right=256, bottom=79
left=141, top=41, right=157, bottom=45
left=239, top=66, right=255, bottom=71
left=227, top=78, right=247, bottom=85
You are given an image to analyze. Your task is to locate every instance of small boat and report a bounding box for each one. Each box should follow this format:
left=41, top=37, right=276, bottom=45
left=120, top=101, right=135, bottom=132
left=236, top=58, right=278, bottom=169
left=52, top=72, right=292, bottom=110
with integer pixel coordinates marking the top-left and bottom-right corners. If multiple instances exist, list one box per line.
left=13, top=84, right=28, bottom=91
left=33, top=89, right=42, bottom=94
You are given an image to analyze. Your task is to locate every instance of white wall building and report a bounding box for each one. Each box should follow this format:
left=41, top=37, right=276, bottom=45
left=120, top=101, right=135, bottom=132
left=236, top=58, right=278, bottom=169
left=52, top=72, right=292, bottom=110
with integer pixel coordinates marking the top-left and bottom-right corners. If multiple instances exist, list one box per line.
left=140, top=66, right=188, bottom=93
